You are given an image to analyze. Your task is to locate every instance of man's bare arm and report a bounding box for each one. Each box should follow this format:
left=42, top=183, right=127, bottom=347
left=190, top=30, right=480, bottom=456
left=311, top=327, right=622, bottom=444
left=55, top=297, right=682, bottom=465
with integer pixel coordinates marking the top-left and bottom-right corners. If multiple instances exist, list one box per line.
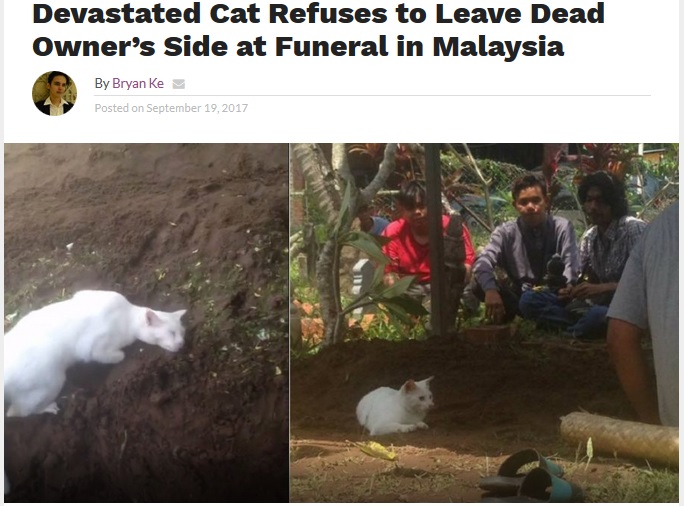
left=606, top=318, right=661, bottom=425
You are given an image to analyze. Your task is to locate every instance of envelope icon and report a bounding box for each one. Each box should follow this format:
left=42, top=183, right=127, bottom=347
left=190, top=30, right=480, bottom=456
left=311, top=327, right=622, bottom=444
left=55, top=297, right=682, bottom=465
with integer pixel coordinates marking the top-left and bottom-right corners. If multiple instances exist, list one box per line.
left=173, top=79, right=185, bottom=89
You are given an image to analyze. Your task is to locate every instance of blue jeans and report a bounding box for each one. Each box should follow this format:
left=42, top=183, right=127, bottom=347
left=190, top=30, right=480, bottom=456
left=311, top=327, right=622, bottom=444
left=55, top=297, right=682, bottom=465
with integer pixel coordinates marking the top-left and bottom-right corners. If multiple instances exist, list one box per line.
left=518, top=290, right=608, bottom=338
left=564, top=305, right=609, bottom=338
left=519, top=290, right=574, bottom=326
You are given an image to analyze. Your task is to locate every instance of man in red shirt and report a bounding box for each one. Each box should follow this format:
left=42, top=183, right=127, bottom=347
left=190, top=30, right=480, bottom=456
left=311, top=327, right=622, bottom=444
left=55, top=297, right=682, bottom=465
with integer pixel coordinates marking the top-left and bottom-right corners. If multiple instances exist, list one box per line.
left=382, top=180, right=476, bottom=304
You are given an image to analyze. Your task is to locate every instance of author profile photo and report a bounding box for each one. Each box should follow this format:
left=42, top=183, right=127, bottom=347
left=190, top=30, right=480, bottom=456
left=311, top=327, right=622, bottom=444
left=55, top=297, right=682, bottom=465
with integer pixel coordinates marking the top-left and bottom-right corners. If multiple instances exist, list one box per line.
left=33, top=71, right=77, bottom=116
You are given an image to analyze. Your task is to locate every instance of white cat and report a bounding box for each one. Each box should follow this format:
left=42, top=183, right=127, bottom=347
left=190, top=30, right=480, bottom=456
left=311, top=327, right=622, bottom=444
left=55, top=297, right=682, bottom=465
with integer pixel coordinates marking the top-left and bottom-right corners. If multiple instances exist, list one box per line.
left=4, top=290, right=187, bottom=494
left=356, top=377, right=434, bottom=436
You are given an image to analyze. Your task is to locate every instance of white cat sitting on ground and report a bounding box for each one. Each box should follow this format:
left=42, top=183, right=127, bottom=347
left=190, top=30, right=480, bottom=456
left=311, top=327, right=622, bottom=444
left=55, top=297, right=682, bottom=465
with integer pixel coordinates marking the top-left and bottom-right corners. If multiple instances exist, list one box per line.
left=356, top=377, right=434, bottom=436
left=4, top=290, right=186, bottom=495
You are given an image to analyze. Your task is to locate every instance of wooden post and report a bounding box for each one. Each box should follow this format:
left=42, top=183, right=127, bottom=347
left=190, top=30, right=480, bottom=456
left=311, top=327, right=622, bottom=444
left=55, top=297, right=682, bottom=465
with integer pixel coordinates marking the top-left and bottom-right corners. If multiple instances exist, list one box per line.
left=425, top=144, right=446, bottom=337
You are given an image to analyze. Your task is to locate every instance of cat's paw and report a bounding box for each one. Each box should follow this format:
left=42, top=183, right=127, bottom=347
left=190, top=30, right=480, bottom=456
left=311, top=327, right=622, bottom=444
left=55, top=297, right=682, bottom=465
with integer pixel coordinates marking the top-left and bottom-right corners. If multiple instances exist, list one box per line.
left=416, top=422, right=429, bottom=430
left=5, top=405, right=22, bottom=418
left=42, top=402, right=60, bottom=415
left=94, top=350, right=125, bottom=364
left=398, top=424, right=419, bottom=433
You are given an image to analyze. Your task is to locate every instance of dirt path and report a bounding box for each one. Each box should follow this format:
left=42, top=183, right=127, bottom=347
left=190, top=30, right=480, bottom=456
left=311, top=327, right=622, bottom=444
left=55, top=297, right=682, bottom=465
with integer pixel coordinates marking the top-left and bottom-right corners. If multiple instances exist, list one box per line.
left=4, top=143, right=289, bottom=501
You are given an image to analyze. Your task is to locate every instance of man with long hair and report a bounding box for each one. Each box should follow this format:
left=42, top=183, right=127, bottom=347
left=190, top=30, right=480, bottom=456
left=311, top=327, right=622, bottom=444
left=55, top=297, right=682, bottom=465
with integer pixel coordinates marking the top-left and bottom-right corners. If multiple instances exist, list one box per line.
left=519, top=171, right=646, bottom=338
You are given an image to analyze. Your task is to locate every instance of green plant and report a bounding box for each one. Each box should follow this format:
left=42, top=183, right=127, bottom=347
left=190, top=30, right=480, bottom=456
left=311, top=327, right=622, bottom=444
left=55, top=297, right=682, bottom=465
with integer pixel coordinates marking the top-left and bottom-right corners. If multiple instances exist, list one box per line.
left=653, top=144, right=679, bottom=180
left=331, top=183, right=429, bottom=328
left=302, top=182, right=330, bottom=230
left=360, top=315, right=428, bottom=341
left=179, top=261, right=212, bottom=301
left=578, top=143, right=637, bottom=180
left=293, top=143, right=429, bottom=345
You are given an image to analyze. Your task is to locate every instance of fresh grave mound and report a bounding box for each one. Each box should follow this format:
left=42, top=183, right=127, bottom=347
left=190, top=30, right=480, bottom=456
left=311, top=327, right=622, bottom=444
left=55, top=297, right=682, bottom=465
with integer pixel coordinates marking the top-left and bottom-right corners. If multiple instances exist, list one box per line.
left=5, top=343, right=288, bottom=501
left=290, top=336, right=640, bottom=502
left=4, top=143, right=289, bottom=501
left=291, top=335, right=632, bottom=449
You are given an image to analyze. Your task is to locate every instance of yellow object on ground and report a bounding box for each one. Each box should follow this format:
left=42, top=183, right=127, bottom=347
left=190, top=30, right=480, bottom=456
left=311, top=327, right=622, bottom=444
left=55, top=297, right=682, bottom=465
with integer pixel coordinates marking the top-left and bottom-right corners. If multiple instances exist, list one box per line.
left=353, top=441, right=397, bottom=461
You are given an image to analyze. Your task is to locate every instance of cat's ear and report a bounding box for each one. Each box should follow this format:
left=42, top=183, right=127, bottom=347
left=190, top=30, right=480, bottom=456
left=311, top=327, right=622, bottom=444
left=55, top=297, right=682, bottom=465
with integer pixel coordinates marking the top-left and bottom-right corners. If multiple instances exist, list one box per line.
left=173, top=309, right=187, bottom=319
left=145, top=309, right=163, bottom=326
left=402, top=379, right=417, bottom=392
left=421, top=376, right=434, bottom=385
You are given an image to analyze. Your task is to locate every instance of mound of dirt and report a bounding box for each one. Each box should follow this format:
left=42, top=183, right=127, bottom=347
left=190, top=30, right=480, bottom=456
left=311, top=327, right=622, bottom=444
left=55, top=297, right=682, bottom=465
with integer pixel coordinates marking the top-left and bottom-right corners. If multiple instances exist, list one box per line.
left=4, top=143, right=289, bottom=501
left=291, top=335, right=638, bottom=501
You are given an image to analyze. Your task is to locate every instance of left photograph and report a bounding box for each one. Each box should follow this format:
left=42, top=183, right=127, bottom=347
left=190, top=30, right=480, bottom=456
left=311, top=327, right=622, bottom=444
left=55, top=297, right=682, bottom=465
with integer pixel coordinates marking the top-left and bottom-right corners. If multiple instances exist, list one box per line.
left=3, top=143, right=289, bottom=501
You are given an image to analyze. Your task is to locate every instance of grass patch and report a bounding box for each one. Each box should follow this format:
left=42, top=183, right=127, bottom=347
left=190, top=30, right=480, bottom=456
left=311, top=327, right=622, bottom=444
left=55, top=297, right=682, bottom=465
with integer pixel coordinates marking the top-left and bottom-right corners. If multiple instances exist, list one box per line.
left=584, top=467, right=679, bottom=503
left=4, top=252, right=88, bottom=324
left=292, top=455, right=679, bottom=503
left=360, top=315, right=428, bottom=341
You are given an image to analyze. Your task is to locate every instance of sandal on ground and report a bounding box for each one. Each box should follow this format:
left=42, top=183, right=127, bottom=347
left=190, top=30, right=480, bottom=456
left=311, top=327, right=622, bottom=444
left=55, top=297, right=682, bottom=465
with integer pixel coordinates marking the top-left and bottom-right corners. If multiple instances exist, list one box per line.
left=479, top=449, right=564, bottom=496
left=482, top=467, right=584, bottom=503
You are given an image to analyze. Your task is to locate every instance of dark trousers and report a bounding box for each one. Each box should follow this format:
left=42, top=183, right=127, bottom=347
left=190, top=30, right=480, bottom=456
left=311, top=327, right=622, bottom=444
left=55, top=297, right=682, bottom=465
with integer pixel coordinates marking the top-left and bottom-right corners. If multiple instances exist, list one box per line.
left=468, top=279, right=520, bottom=323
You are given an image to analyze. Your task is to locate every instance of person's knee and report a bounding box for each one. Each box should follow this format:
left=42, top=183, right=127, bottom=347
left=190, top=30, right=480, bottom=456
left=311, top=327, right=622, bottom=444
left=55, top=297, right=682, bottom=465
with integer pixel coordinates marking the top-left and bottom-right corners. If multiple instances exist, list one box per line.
left=461, top=282, right=481, bottom=316
left=518, top=290, right=540, bottom=318
left=587, top=305, right=609, bottom=321
left=582, top=305, right=609, bottom=330
left=468, top=279, right=485, bottom=302
left=519, top=290, right=561, bottom=318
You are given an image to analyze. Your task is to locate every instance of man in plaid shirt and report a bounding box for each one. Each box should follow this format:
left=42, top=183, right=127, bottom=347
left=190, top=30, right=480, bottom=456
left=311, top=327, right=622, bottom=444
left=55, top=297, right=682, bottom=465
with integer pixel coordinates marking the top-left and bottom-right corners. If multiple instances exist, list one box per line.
left=554, top=171, right=646, bottom=338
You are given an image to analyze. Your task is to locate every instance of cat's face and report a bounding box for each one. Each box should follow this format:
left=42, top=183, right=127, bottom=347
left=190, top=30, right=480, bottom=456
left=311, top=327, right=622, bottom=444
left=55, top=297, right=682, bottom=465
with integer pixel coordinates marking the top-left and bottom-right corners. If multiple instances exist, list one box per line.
left=400, top=376, right=434, bottom=414
left=140, top=309, right=187, bottom=352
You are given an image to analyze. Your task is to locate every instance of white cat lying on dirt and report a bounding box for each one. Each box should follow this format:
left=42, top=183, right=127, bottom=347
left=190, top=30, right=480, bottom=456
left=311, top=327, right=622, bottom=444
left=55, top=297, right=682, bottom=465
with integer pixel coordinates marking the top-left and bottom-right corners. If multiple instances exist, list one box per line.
left=356, top=377, right=434, bottom=436
left=3, top=290, right=186, bottom=494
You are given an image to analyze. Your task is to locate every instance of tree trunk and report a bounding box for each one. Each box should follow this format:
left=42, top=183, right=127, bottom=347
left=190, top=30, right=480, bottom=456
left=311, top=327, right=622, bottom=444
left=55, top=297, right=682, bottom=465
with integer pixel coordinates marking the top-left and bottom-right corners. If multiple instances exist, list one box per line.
left=316, top=238, right=345, bottom=344
left=295, top=143, right=401, bottom=346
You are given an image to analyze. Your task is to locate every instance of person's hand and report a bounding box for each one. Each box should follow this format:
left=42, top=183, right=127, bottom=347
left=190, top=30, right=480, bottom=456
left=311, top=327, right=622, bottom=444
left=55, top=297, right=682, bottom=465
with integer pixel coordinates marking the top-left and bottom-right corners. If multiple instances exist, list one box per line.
left=570, top=282, right=604, bottom=299
left=484, top=290, right=505, bottom=323
left=557, top=285, right=573, bottom=300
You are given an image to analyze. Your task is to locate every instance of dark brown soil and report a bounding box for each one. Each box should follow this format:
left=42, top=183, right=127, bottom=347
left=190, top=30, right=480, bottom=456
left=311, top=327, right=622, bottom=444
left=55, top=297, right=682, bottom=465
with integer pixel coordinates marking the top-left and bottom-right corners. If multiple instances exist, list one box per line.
left=4, top=143, right=289, bottom=502
left=290, top=333, right=646, bottom=502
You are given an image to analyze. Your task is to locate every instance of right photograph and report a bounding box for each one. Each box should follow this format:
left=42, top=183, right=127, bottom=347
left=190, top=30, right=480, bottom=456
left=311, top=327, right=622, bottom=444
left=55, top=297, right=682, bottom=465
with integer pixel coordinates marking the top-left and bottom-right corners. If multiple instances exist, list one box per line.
left=289, top=143, right=679, bottom=502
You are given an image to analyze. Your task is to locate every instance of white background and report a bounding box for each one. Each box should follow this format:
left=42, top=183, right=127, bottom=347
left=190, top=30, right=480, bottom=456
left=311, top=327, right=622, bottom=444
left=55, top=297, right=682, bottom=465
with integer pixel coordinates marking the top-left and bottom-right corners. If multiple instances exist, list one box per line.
left=3, top=0, right=680, bottom=141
